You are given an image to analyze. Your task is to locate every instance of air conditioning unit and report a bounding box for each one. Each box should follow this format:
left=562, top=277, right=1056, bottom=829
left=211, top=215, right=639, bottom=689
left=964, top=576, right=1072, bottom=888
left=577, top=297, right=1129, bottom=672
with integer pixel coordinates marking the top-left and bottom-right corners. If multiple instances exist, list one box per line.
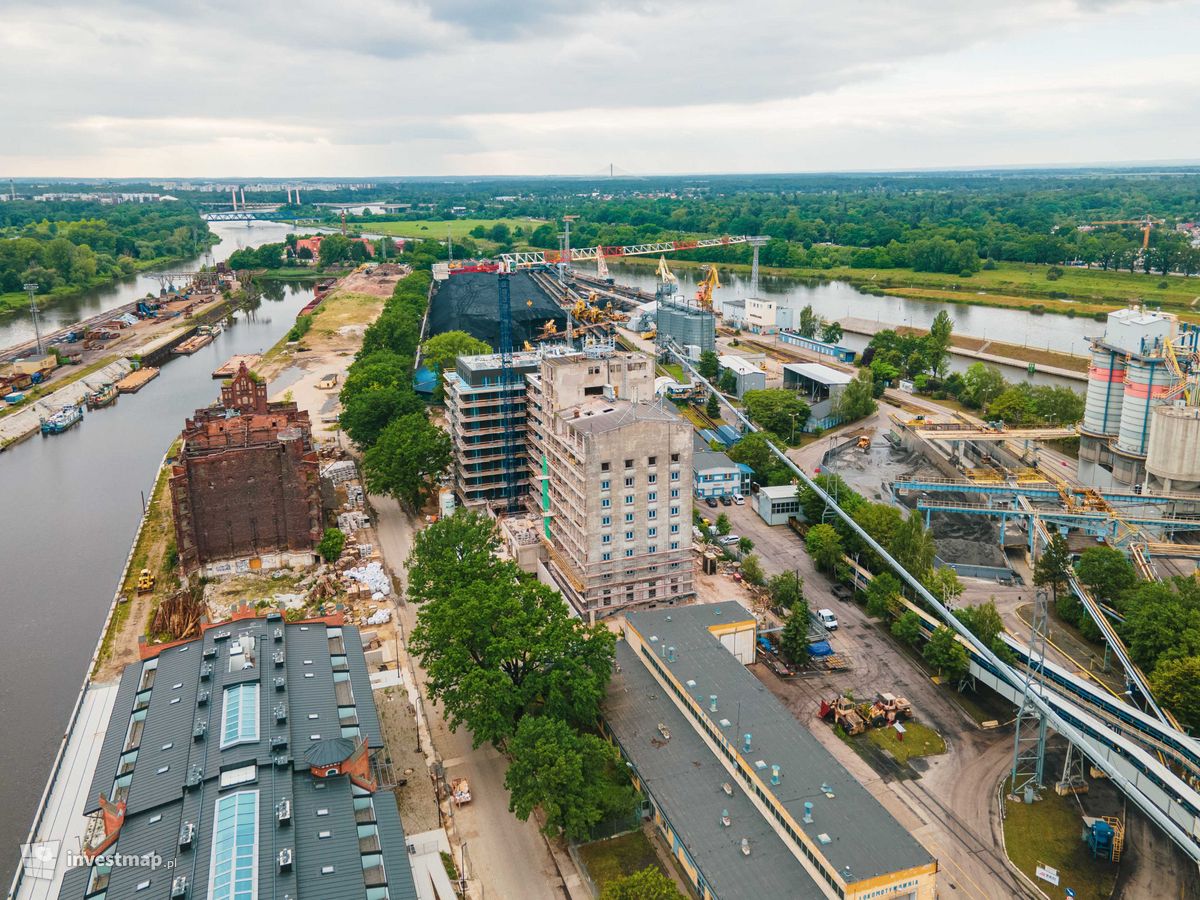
left=193, top=721, right=207, bottom=741
left=202, top=646, right=217, bottom=659
left=199, top=663, right=213, bottom=682
left=273, top=651, right=285, bottom=668
left=271, top=735, right=288, bottom=751
left=277, top=848, right=293, bottom=872
left=274, top=627, right=284, bottom=642
left=197, top=691, right=210, bottom=707
left=274, top=677, right=286, bottom=692
left=274, top=703, right=287, bottom=724
left=170, top=875, right=188, bottom=898
left=276, top=798, right=292, bottom=824
left=179, top=822, right=195, bottom=849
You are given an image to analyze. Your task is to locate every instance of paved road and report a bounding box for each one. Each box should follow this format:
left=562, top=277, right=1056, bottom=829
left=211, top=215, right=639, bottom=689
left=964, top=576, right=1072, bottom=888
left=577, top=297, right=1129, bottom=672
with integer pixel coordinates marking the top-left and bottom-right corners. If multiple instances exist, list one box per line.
left=370, top=493, right=578, bottom=900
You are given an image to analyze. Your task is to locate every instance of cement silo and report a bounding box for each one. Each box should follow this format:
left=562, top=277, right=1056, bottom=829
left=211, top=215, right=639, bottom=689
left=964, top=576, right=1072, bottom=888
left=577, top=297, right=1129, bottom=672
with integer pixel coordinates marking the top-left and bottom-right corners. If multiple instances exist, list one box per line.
left=1081, top=345, right=1126, bottom=437
left=1116, top=356, right=1172, bottom=458
left=1146, top=404, right=1200, bottom=493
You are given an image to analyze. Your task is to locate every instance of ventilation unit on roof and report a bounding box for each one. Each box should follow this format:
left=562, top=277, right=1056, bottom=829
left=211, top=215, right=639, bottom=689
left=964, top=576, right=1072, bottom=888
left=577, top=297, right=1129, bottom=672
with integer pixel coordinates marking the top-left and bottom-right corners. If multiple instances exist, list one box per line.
left=722, top=782, right=733, bottom=796
left=720, top=809, right=731, bottom=828
left=213, top=630, right=231, bottom=641
left=273, top=651, right=285, bottom=668
left=274, top=627, right=284, bottom=642
left=740, top=838, right=750, bottom=856
left=202, top=646, right=217, bottom=659
left=274, top=754, right=290, bottom=768
left=197, top=690, right=209, bottom=707
left=179, top=822, right=195, bottom=849
left=276, top=798, right=292, bottom=824
left=170, top=875, right=188, bottom=898
left=192, top=721, right=207, bottom=741
left=185, top=767, right=203, bottom=790
left=803, top=801, right=813, bottom=823
left=274, top=676, right=286, bottom=691
left=274, top=703, right=287, bottom=724
left=277, top=848, right=293, bottom=872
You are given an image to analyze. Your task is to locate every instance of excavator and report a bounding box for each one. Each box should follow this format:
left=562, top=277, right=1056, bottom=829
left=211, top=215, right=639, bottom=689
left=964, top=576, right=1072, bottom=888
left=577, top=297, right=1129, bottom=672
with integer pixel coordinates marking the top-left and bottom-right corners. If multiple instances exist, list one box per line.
left=695, top=265, right=720, bottom=311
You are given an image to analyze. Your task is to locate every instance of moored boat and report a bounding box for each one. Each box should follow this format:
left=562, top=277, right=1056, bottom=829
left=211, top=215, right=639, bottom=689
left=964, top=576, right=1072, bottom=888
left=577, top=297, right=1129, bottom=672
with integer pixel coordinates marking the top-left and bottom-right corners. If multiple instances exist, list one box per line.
left=84, top=382, right=118, bottom=409
left=40, top=403, right=84, bottom=435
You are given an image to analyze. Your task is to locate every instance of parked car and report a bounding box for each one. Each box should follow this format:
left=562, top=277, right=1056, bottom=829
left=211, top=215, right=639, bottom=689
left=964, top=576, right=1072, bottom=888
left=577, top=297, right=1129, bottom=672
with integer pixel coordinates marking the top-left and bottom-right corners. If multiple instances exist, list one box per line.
left=719, top=494, right=733, bottom=506
left=817, top=608, right=839, bottom=630
left=718, top=534, right=740, bottom=546
left=705, top=496, right=719, bottom=508
left=732, top=493, right=745, bottom=505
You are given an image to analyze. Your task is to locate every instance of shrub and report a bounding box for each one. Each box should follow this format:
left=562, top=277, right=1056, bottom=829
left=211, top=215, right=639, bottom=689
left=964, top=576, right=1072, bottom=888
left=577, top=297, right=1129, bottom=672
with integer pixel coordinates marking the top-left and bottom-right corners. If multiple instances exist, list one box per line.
left=982, top=258, right=997, bottom=270
left=1046, top=266, right=1063, bottom=281
left=318, top=527, right=347, bottom=562
left=1028, top=304, right=1045, bottom=315
left=287, top=313, right=313, bottom=341
left=1158, top=280, right=1169, bottom=289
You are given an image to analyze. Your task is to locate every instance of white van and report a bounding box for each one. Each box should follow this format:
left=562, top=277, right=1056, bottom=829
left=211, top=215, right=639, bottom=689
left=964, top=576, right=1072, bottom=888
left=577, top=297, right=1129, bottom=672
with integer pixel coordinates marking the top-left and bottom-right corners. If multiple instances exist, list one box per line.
left=817, top=608, right=839, bottom=630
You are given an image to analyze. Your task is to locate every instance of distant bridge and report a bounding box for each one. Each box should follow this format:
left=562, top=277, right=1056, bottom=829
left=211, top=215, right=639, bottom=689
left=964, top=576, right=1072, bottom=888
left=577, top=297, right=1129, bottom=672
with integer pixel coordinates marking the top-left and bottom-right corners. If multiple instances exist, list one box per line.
left=201, top=207, right=286, bottom=223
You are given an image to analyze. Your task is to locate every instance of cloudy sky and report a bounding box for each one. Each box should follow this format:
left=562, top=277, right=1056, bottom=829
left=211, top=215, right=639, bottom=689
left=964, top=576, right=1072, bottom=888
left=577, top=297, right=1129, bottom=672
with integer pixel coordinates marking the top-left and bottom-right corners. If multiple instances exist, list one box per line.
left=2, top=0, right=1198, bottom=177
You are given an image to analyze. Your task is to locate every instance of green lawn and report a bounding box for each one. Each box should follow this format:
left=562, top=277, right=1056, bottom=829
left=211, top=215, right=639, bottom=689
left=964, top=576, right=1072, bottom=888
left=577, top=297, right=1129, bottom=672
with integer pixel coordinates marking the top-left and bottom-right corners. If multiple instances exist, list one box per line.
left=1003, top=785, right=1119, bottom=900
left=352, top=217, right=552, bottom=241
left=864, top=721, right=946, bottom=764
left=577, top=830, right=668, bottom=891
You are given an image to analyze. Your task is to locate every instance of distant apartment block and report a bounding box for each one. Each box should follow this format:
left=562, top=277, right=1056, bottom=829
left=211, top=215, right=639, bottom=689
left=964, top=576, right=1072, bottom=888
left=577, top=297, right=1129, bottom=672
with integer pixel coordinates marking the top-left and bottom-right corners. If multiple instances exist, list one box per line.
left=170, top=364, right=322, bottom=576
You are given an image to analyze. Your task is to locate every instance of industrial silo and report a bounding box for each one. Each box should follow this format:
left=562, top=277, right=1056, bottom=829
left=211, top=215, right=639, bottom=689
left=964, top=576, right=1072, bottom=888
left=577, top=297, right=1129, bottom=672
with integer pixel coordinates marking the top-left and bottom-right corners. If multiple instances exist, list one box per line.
left=1116, top=356, right=1171, bottom=457
left=1146, top=404, right=1200, bottom=493
left=1081, top=344, right=1126, bottom=437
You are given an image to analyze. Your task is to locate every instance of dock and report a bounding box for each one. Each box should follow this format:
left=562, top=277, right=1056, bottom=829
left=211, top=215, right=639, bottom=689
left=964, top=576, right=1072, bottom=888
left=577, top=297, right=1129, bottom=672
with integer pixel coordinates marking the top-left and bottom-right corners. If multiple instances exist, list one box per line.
left=213, top=354, right=261, bottom=379
left=116, top=367, right=160, bottom=394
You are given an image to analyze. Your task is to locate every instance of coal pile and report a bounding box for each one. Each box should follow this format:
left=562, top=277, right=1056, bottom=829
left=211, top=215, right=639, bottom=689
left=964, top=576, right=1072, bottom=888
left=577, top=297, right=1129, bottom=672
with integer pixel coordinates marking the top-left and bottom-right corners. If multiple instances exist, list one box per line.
left=427, top=271, right=566, bottom=348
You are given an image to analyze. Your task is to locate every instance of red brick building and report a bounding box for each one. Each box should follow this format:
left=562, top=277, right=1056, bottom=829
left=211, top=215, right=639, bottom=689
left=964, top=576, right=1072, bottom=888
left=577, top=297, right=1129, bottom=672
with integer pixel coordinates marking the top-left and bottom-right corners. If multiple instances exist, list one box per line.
left=169, top=364, right=322, bottom=575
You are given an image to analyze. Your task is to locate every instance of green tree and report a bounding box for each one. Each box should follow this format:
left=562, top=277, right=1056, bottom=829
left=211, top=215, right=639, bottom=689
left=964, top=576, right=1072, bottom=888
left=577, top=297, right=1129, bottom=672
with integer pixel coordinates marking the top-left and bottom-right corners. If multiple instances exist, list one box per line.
left=926, top=310, right=954, bottom=374
left=719, top=368, right=739, bottom=395
left=889, top=510, right=936, bottom=585
left=1032, top=531, right=1071, bottom=602
left=850, top=502, right=902, bottom=569
left=806, top=523, right=843, bottom=573
left=1120, top=581, right=1200, bottom=670
left=1074, top=546, right=1136, bottom=605
left=361, top=413, right=451, bottom=510
left=317, top=527, right=346, bottom=562
left=737, top=536, right=754, bottom=555
left=960, top=363, right=1006, bottom=409
left=986, top=385, right=1033, bottom=425
left=1151, top=656, right=1200, bottom=732
left=834, top=368, right=878, bottom=422
left=742, top=389, right=811, bottom=441
left=715, top=513, right=732, bottom=535
left=892, top=610, right=923, bottom=646
left=923, top=626, right=969, bottom=682
left=504, top=715, right=635, bottom=841
left=406, top=509, right=502, bottom=605
left=820, top=321, right=844, bottom=344
left=338, top=350, right=424, bottom=447
left=599, top=867, right=683, bottom=900
left=318, top=233, right=353, bottom=266
left=779, top=612, right=811, bottom=665
left=741, top=554, right=765, bottom=586
left=411, top=566, right=616, bottom=747
left=705, top=391, right=722, bottom=419
left=955, top=599, right=1014, bottom=662
left=728, top=432, right=786, bottom=483
left=767, top=570, right=804, bottom=609
left=926, top=566, right=963, bottom=607
left=866, top=572, right=902, bottom=618
left=697, top=349, right=720, bottom=381
left=798, top=304, right=823, bottom=338
left=420, top=330, right=490, bottom=400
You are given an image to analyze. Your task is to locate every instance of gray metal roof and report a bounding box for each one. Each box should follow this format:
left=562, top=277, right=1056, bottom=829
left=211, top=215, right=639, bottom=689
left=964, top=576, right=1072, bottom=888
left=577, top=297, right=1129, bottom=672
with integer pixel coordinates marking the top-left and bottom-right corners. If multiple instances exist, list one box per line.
left=564, top=399, right=682, bottom=435
left=59, top=616, right=418, bottom=900
left=607, top=642, right=824, bottom=900
left=624, top=602, right=935, bottom=886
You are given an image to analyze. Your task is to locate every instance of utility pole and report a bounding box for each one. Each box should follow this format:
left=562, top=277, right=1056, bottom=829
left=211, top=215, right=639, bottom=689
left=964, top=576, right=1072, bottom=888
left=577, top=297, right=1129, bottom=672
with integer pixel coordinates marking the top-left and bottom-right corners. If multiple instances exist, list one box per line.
left=24, top=283, right=43, bottom=355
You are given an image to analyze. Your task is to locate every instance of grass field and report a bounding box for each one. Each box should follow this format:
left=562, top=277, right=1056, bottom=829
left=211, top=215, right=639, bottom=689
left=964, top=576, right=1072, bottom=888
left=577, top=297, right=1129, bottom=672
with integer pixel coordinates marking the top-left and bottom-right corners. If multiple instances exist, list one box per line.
left=864, top=720, right=946, bottom=764
left=352, top=217, right=552, bottom=241
left=1002, top=785, right=1119, bottom=900
left=576, top=830, right=669, bottom=892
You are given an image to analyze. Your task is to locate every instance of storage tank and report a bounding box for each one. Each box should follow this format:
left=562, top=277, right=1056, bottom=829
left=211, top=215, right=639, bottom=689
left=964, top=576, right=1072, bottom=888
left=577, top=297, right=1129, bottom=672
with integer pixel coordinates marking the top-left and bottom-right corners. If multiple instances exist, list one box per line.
left=1116, top=357, right=1172, bottom=456
left=1081, top=344, right=1126, bottom=436
left=1146, top=404, right=1200, bottom=492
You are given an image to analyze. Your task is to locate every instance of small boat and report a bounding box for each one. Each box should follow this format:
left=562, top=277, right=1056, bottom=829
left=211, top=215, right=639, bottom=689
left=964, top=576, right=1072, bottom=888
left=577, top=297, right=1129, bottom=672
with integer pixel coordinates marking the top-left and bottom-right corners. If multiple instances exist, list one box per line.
left=197, top=323, right=223, bottom=336
left=40, top=404, right=83, bottom=435
left=84, top=382, right=118, bottom=410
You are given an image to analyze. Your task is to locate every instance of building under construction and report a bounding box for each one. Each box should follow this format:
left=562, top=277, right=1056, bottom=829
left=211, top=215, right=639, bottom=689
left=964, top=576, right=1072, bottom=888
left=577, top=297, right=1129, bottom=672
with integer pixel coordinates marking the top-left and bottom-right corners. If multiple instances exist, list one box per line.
left=425, top=270, right=566, bottom=348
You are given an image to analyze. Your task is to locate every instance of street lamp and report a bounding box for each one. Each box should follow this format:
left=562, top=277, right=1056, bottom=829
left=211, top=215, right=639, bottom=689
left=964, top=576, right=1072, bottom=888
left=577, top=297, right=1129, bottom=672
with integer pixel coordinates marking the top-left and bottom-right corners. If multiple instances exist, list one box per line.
left=790, top=412, right=798, bottom=444
left=459, top=841, right=468, bottom=894
left=24, top=282, right=43, bottom=355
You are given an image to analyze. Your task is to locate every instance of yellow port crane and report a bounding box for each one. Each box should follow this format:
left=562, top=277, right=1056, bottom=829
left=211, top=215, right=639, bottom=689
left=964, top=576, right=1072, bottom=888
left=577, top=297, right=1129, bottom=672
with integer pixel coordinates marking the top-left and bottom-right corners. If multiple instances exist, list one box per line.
left=695, top=265, right=720, bottom=311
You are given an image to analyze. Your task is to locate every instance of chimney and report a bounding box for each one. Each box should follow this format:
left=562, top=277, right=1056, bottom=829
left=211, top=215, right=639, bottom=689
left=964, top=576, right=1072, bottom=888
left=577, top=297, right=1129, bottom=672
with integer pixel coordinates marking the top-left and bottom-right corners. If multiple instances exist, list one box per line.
left=240, top=187, right=246, bottom=206
left=771, top=765, right=781, bottom=786
left=295, top=188, right=300, bottom=204
left=743, top=733, right=752, bottom=753
left=709, top=695, right=718, bottom=713
left=803, top=801, right=813, bottom=823
left=231, top=188, right=238, bottom=210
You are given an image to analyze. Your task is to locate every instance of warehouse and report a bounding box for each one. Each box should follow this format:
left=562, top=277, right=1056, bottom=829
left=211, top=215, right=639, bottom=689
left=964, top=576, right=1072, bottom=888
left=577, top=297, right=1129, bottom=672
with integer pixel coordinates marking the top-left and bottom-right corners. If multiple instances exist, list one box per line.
left=782, top=362, right=853, bottom=432
left=717, top=354, right=766, bottom=398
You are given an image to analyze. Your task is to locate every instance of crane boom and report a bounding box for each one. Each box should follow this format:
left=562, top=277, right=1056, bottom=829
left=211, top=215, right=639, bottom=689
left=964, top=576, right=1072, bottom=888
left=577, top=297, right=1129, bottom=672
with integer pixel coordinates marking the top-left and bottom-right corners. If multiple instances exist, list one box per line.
left=499, top=235, right=750, bottom=268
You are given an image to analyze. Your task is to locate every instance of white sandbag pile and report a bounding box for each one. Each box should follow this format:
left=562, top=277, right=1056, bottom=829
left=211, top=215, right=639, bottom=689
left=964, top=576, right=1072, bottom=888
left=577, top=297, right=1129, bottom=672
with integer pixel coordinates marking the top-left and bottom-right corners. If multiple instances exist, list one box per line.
left=344, top=561, right=392, bottom=596
left=365, top=608, right=392, bottom=626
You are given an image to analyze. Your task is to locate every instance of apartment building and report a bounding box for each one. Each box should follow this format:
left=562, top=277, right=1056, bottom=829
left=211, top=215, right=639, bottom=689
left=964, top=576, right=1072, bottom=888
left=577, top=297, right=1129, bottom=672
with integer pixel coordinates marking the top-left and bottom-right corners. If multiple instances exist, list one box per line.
left=443, top=350, right=542, bottom=506
left=526, top=347, right=696, bottom=616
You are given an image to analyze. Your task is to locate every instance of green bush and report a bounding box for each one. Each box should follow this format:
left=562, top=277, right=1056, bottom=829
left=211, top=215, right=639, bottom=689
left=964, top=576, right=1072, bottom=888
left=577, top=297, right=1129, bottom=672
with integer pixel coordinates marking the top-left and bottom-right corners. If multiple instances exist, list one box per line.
left=318, top=527, right=347, bottom=562
left=287, top=313, right=313, bottom=342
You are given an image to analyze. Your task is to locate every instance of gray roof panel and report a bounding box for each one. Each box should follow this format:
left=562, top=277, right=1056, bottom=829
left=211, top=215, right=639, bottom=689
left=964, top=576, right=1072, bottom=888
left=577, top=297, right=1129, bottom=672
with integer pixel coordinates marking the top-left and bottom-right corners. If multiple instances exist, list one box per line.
left=84, top=666, right=142, bottom=816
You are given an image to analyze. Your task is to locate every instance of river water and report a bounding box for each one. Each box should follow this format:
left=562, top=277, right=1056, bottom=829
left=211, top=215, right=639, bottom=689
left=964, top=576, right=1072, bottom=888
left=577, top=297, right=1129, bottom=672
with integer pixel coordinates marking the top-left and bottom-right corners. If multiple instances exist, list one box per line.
left=0, top=220, right=313, bottom=884
left=606, top=261, right=1093, bottom=387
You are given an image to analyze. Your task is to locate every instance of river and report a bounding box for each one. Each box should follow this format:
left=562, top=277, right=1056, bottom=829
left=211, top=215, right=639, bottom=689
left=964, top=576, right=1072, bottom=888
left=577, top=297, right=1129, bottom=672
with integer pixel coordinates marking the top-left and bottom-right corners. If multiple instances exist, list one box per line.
left=606, top=261, right=1093, bottom=388
left=0, top=220, right=314, bottom=884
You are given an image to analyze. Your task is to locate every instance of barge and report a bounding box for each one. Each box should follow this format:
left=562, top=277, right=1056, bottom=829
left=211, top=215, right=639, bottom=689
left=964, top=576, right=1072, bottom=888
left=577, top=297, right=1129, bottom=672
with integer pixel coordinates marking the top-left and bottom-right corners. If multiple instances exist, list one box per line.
left=116, top=366, right=160, bottom=394
left=84, top=382, right=118, bottom=409
left=172, top=332, right=215, bottom=355
left=40, top=403, right=83, bottom=435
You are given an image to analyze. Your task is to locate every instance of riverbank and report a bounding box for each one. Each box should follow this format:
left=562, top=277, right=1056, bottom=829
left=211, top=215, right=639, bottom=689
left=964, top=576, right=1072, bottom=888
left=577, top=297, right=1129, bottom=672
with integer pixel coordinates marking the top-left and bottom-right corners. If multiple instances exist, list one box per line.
left=615, top=255, right=1200, bottom=320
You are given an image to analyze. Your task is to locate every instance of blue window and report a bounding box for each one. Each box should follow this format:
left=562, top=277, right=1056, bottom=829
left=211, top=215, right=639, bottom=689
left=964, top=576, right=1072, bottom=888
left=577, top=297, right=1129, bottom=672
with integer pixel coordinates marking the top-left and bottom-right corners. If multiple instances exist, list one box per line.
left=625, top=549, right=634, bottom=558
left=671, top=488, right=680, bottom=498
left=601, top=498, right=611, bottom=509
left=648, top=491, right=657, bottom=502
left=209, top=790, right=258, bottom=900
left=648, top=509, right=657, bottom=520
left=624, top=512, right=634, bottom=523
left=625, top=531, right=634, bottom=541
left=670, top=506, right=680, bottom=517
left=600, top=479, right=610, bottom=491
left=670, top=471, right=680, bottom=481
left=670, top=524, right=679, bottom=534
left=648, top=527, right=657, bottom=537
left=625, top=494, right=635, bottom=504
left=602, top=551, right=612, bottom=561
left=670, top=541, right=680, bottom=550
left=602, top=534, right=611, bottom=545
left=221, top=684, right=259, bottom=749
left=601, top=516, right=611, bottom=527
left=648, top=474, right=657, bottom=484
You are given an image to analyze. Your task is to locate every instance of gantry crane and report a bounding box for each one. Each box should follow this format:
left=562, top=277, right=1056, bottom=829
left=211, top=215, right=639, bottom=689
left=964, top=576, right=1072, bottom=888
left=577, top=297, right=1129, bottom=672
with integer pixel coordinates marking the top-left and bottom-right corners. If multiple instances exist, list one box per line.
left=499, top=234, right=751, bottom=268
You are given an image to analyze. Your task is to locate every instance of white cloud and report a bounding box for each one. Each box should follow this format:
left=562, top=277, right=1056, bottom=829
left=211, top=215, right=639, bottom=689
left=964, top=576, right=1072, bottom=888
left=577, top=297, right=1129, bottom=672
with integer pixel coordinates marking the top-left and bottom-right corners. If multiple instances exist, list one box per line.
left=0, top=0, right=1194, bottom=175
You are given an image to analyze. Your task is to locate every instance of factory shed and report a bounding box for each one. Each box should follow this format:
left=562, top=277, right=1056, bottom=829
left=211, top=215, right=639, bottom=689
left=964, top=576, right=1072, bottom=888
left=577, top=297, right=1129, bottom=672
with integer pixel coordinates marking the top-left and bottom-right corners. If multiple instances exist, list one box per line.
left=783, top=362, right=853, bottom=431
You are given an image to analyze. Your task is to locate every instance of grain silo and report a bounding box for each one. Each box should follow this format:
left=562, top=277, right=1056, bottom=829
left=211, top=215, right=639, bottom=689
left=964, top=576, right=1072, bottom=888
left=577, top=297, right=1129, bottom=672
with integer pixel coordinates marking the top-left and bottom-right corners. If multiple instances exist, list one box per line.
left=1146, top=404, right=1200, bottom=493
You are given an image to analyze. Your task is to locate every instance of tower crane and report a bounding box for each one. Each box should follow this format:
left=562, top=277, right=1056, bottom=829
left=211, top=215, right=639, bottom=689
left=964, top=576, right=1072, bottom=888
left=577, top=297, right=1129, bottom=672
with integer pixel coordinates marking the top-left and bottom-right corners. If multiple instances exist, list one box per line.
left=1085, top=216, right=1165, bottom=250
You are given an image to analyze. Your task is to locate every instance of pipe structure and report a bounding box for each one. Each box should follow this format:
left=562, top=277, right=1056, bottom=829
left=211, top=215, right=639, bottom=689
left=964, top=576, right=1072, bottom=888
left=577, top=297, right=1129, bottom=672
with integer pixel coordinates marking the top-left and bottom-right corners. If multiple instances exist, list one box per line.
left=664, top=342, right=1200, bottom=862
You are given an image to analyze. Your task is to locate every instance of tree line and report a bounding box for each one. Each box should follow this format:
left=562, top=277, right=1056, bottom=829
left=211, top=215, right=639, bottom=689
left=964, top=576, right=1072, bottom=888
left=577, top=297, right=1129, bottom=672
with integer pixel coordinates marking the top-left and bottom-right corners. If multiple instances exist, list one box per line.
left=0, top=200, right=211, bottom=301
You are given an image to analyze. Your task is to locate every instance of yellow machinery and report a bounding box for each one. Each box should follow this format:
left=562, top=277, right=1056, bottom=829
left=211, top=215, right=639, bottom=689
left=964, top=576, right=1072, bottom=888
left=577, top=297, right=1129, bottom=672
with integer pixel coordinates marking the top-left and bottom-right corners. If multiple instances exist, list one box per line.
left=136, top=568, right=156, bottom=595
left=656, top=255, right=678, bottom=290
left=641, top=329, right=657, bottom=341
left=695, top=265, right=720, bottom=311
